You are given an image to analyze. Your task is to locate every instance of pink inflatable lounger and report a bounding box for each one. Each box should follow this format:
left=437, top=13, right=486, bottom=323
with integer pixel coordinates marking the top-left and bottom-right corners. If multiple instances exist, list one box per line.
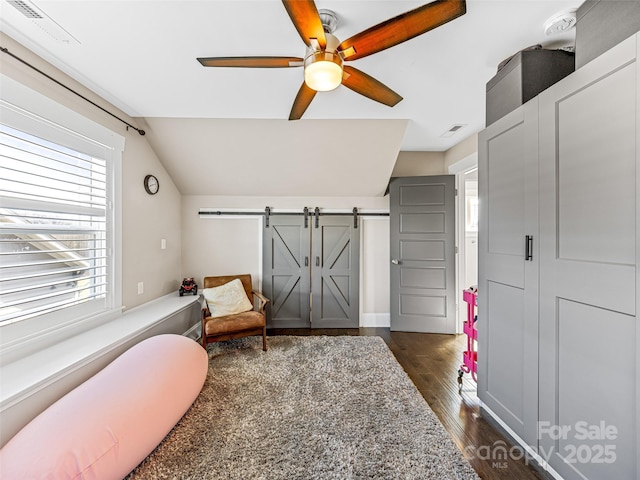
left=0, top=334, right=208, bottom=479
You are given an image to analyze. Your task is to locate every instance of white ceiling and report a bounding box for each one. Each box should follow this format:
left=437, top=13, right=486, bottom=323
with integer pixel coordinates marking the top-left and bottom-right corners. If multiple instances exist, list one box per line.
left=0, top=0, right=581, bottom=196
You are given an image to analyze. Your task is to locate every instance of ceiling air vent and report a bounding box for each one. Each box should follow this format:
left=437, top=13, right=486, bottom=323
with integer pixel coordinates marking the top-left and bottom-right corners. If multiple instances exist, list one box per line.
left=7, top=0, right=42, bottom=18
left=440, top=124, right=466, bottom=138
left=6, top=0, right=79, bottom=44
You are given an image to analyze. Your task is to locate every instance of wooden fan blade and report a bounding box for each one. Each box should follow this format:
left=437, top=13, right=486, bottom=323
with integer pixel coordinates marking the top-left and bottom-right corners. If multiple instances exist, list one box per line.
left=338, top=0, right=466, bottom=61
left=197, top=56, right=303, bottom=68
left=341, top=66, right=403, bottom=107
left=289, top=82, right=317, bottom=120
left=282, top=0, right=326, bottom=49
left=198, top=57, right=304, bottom=68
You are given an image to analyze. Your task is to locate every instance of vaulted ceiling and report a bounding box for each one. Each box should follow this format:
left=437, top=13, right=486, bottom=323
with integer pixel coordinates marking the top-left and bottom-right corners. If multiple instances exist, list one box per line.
left=0, top=0, right=580, bottom=196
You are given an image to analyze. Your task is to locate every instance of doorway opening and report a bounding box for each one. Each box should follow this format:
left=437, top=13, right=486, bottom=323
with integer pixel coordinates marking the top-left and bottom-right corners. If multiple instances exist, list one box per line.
left=449, top=153, right=479, bottom=332
left=464, top=169, right=478, bottom=292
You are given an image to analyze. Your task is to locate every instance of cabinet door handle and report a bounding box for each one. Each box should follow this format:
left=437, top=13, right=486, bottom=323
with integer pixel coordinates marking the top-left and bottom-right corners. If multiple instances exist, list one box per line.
left=525, top=235, right=533, bottom=261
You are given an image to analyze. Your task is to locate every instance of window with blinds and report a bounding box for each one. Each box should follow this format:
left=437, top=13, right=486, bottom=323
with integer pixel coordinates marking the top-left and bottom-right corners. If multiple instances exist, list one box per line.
left=0, top=124, right=110, bottom=326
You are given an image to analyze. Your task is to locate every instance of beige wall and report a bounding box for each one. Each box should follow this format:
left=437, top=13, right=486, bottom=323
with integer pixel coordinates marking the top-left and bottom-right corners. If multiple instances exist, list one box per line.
left=392, top=134, right=479, bottom=179
left=391, top=151, right=446, bottom=177
left=121, top=131, right=182, bottom=308
left=444, top=133, right=478, bottom=170
left=0, top=32, right=182, bottom=310
left=360, top=218, right=390, bottom=316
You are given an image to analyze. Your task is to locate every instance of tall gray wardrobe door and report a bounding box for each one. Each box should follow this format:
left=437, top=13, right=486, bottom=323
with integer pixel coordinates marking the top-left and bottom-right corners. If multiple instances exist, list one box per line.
left=538, top=34, right=638, bottom=480
left=389, top=175, right=456, bottom=333
left=262, top=215, right=311, bottom=328
left=311, top=215, right=359, bottom=328
left=478, top=100, right=539, bottom=447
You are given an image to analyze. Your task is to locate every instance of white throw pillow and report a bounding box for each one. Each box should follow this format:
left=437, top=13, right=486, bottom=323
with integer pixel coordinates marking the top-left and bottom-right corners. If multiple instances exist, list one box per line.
left=202, top=279, right=253, bottom=318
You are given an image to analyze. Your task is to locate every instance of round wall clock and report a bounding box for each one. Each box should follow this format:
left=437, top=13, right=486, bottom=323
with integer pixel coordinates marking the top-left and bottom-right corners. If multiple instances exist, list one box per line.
left=143, top=174, right=159, bottom=195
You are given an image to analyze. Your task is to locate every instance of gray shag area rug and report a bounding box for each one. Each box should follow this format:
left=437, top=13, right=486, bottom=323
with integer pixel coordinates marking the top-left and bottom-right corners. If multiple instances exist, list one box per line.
left=126, top=336, right=479, bottom=480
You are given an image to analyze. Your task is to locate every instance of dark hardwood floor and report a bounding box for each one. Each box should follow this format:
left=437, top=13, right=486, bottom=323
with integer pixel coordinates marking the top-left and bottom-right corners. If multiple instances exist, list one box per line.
left=269, top=328, right=544, bottom=480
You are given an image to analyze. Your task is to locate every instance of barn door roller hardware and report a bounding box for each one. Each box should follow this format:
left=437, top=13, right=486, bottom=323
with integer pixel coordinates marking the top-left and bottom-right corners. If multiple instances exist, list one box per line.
left=265, top=206, right=271, bottom=228
left=198, top=207, right=388, bottom=222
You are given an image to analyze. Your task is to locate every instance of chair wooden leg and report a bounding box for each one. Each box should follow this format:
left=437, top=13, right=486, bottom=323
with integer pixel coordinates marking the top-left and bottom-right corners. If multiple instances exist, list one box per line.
left=262, top=326, right=267, bottom=352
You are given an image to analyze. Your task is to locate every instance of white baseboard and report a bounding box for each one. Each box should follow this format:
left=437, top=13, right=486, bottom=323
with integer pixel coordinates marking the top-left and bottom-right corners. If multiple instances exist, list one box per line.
left=480, top=402, right=563, bottom=480
left=360, top=313, right=390, bottom=328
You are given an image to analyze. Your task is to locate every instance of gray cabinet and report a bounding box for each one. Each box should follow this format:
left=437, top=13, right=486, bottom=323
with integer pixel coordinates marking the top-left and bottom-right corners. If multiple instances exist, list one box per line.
left=478, top=99, right=539, bottom=447
left=537, top=33, right=639, bottom=480
left=479, top=33, right=639, bottom=480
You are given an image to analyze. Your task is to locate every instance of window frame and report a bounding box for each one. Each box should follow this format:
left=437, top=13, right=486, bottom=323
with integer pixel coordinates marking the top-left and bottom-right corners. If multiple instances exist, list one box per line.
left=0, top=74, right=124, bottom=352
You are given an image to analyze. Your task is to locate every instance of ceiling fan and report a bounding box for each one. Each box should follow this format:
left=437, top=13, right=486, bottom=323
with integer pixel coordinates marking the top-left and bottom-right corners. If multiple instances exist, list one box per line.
left=197, top=0, right=466, bottom=120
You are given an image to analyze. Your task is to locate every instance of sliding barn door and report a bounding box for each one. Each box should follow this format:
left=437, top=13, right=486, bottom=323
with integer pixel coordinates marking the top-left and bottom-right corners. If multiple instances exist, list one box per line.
left=262, top=216, right=311, bottom=328
left=263, top=214, right=359, bottom=328
left=311, top=216, right=360, bottom=328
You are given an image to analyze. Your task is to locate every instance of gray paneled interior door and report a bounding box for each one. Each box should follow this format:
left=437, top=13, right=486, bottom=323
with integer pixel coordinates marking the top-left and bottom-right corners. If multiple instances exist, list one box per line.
left=389, top=175, right=456, bottom=333
left=263, top=214, right=359, bottom=328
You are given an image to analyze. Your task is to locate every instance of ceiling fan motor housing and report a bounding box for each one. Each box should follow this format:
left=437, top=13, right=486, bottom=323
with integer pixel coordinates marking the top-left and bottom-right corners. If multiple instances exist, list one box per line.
left=318, top=9, right=338, bottom=34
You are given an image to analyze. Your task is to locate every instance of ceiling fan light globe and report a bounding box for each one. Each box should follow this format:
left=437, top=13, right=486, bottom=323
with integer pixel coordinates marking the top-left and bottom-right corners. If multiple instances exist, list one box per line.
left=304, top=51, right=343, bottom=92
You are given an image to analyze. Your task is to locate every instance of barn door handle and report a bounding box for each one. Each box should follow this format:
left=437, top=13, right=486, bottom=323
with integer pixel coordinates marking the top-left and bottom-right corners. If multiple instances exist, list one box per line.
left=316, top=256, right=320, bottom=267
left=525, top=235, right=533, bottom=261
left=304, top=256, right=309, bottom=267
left=391, top=259, right=401, bottom=265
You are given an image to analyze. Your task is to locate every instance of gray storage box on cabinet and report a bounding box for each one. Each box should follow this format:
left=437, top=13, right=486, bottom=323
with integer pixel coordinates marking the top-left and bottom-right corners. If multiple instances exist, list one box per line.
left=485, top=49, right=574, bottom=126
left=576, top=0, right=640, bottom=69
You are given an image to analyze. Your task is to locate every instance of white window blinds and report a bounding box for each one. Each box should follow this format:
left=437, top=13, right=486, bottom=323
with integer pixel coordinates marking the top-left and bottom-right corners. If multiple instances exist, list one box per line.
left=0, top=124, right=110, bottom=325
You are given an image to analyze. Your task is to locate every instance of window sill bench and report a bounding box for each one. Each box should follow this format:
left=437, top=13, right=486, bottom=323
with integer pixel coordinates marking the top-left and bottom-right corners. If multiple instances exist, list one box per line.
left=0, top=293, right=201, bottom=447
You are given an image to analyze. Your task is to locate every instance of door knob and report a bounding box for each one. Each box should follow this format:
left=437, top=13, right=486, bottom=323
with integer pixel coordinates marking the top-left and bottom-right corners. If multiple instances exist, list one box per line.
left=391, top=259, right=401, bottom=265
